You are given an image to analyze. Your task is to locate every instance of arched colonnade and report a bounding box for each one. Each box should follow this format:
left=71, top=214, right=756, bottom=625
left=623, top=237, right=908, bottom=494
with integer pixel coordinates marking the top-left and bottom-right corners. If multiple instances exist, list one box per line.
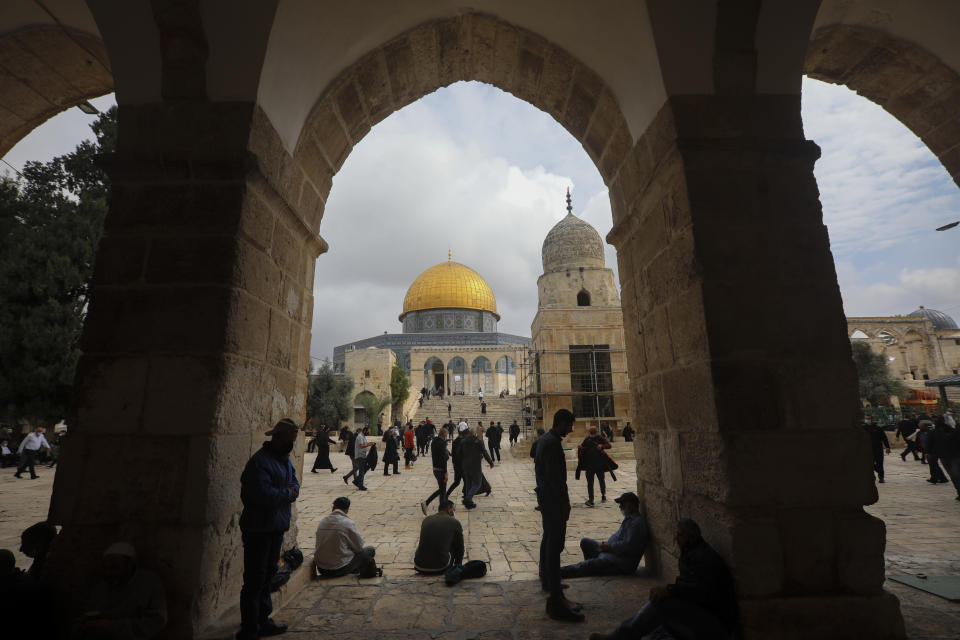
left=6, top=1, right=960, bottom=637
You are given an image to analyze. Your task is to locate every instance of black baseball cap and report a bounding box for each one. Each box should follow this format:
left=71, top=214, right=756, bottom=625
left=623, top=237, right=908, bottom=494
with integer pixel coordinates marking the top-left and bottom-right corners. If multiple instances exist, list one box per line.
left=614, top=492, right=640, bottom=506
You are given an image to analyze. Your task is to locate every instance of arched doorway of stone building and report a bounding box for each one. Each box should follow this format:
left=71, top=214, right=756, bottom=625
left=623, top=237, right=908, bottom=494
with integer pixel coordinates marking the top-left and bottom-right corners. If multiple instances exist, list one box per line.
left=423, top=356, right=445, bottom=391
left=448, top=357, right=466, bottom=394
left=471, top=356, right=493, bottom=394
left=496, top=355, right=516, bottom=394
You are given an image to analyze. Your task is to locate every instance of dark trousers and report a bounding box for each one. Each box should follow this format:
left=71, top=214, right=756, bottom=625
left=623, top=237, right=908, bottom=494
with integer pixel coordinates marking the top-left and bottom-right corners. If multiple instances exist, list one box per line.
left=352, top=457, right=368, bottom=487
left=463, top=468, right=483, bottom=505
left=928, top=454, right=949, bottom=482
left=16, top=449, right=38, bottom=477
left=405, top=447, right=415, bottom=464
left=425, top=469, right=448, bottom=505
left=307, top=438, right=318, bottom=453
left=609, top=597, right=729, bottom=640
left=586, top=470, right=606, bottom=501
left=560, top=537, right=639, bottom=578
left=490, top=444, right=501, bottom=462
left=383, top=459, right=399, bottom=475
left=901, top=440, right=921, bottom=460
left=509, top=434, right=518, bottom=446
left=445, top=468, right=463, bottom=499
left=239, top=531, right=283, bottom=638
left=539, top=507, right=566, bottom=598
left=318, top=546, right=376, bottom=577
left=943, top=455, right=960, bottom=497
left=872, top=450, right=885, bottom=480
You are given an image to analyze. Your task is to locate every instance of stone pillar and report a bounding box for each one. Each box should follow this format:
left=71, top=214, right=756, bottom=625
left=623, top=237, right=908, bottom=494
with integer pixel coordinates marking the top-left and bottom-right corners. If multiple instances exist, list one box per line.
left=609, top=96, right=905, bottom=639
left=47, top=102, right=324, bottom=637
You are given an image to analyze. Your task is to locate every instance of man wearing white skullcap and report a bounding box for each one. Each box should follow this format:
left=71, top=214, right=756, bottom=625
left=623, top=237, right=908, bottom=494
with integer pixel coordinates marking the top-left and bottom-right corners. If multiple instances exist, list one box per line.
left=73, top=542, right=167, bottom=638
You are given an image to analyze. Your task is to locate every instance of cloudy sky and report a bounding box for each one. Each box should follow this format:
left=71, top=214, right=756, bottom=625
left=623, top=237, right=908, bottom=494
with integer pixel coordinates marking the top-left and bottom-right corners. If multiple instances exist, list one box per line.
left=4, top=79, right=960, bottom=365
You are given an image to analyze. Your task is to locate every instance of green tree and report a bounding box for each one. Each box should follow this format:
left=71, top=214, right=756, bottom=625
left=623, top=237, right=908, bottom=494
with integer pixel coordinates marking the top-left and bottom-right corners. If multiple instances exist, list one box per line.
left=354, top=391, right=391, bottom=435
left=390, top=363, right=410, bottom=413
left=851, top=341, right=906, bottom=406
left=306, top=360, right=354, bottom=426
left=0, top=107, right=117, bottom=426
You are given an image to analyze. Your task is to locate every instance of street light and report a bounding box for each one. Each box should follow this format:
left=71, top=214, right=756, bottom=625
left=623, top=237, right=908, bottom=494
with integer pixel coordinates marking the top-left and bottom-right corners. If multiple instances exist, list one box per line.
left=935, top=221, right=959, bottom=231
left=76, top=101, right=99, bottom=115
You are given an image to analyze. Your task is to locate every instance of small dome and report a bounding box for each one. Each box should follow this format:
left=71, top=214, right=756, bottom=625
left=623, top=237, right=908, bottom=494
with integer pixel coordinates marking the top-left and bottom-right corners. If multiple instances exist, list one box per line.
left=907, top=306, right=958, bottom=330
left=401, top=260, right=498, bottom=320
left=542, top=212, right=605, bottom=272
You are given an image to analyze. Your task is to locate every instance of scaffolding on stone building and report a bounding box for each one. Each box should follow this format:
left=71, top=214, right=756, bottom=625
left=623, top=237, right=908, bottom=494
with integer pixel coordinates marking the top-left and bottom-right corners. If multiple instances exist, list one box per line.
left=517, top=345, right=630, bottom=433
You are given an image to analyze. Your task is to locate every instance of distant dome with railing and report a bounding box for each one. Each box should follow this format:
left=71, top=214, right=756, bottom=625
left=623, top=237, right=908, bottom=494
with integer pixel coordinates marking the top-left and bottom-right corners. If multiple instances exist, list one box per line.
left=907, top=306, right=958, bottom=330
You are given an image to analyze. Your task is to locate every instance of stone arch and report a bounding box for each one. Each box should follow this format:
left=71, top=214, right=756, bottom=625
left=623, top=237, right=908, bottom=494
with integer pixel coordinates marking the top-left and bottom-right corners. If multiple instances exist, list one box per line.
left=849, top=329, right=870, bottom=339
left=290, top=13, right=640, bottom=227
left=0, top=26, right=113, bottom=157
left=423, top=356, right=445, bottom=390
left=577, top=289, right=591, bottom=306
left=471, top=355, right=493, bottom=393
left=805, top=24, right=960, bottom=188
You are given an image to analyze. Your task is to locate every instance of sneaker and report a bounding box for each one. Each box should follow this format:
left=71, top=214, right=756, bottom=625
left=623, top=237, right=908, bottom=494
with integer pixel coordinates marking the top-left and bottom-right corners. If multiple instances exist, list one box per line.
left=311, top=469, right=318, bottom=473
left=420, top=501, right=428, bottom=516
left=546, top=596, right=585, bottom=622
left=585, top=500, right=595, bottom=507
left=259, top=619, right=288, bottom=636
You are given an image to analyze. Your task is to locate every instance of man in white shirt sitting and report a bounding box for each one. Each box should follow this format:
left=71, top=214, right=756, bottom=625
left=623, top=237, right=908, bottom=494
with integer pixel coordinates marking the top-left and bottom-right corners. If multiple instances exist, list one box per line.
left=314, top=497, right=376, bottom=577
left=15, top=426, right=50, bottom=479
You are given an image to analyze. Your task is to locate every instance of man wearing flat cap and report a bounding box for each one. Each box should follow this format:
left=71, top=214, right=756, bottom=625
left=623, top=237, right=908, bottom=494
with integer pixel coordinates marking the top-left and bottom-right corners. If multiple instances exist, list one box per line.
left=561, top=492, right=648, bottom=579
left=237, top=418, right=301, bottom=639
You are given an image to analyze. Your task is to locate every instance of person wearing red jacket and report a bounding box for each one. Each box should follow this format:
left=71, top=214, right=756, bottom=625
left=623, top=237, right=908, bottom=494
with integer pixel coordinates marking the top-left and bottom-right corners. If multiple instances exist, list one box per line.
left=404, top=424, right=417, bottom=468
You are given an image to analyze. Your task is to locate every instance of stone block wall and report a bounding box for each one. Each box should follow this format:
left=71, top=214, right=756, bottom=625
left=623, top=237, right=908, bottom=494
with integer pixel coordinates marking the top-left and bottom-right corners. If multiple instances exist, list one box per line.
left=606, top=95, right=904, bottom=638
left=805, top=24, right=960, bottom=190
left=48, top=100, right=323, bottom=636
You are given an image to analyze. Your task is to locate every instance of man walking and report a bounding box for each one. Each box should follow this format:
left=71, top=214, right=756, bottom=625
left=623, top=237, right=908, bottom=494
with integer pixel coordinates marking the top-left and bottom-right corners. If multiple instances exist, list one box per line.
left=421, top=427, right=450, bottom=514
left=486, top=422, right=502, bottom=463
left=14, top=426, right=50, bottom=479
left=509, top=420, right=520, bottom=446
left=896, top=415, right=920, bottom=461
left=460, top=426, right=494, bottom=509
left=237, top=418, right=300, bottom=639
left=535, top=409, right=583, bottom=622
left=863, top=416, right=891, bottom=483
left=446, top=423, right=468, bottom=501
left=352, top=426, right=373, bottom=490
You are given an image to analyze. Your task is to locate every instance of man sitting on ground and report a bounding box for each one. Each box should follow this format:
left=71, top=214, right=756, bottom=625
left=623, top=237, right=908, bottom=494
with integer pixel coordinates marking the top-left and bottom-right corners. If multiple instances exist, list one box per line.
left=74, top=542, right=168, bottom=639
left=561, top=492, right=648, bottom=578
left=414, top=499, right=464, bottom=573
left=314, top=497, right=376, bottom=577
left=589, top=519, right=737, bottom=640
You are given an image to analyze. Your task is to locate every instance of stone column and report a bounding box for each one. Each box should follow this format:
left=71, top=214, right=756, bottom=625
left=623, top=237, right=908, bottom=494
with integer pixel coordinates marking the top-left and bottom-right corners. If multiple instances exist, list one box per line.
left=609, top=96, right=905, bottom=639
left=47, top=102, right=324, bottom=637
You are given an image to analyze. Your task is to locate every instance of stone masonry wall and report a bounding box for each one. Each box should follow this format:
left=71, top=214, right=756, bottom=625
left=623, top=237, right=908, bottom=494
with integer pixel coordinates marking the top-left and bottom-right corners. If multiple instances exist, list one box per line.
left=806, top=24, right=960, bottom=190
left=606, top=95, right=905, bottom=639
left=48, top=100, right=323, bottom=636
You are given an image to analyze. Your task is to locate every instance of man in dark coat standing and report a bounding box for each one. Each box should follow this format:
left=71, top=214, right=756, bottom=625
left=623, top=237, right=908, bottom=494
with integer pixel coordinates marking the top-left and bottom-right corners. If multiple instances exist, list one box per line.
left=382, top=426, right=401, bottom=476
left=863, top=416, right=891, bottom=483
left=310, top=425, right=337, bottom=474
left=509, top=420, right=521, bottom=446
left=535, top=409, right=583, bottom=622
left=237, top=418, right=301, bottom=639
left=486, top=422, right=503, bottom=462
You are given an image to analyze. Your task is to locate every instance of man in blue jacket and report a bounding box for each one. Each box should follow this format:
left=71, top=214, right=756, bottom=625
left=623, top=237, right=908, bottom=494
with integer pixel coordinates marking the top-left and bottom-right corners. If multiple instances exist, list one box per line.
left=237, top=418, right=301, bottom=639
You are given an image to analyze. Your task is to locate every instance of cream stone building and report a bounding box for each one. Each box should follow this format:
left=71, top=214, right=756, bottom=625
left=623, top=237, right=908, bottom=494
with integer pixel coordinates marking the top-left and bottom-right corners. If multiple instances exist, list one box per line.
left=527, top=192, right=630, bottom=435
left=334, top=254, right=530, bottom=426
left=341, top=346, right=396, bottom=427
left=847, top=306, right=960, bottom=405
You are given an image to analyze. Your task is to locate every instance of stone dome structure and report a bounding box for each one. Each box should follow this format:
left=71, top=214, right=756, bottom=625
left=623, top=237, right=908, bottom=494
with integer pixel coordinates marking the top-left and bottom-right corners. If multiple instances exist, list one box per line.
left=541, top=191, right=605, bottom=273
left=400, top=257, right=499, bottom=320
left=907, top=306, right=958, bottom=330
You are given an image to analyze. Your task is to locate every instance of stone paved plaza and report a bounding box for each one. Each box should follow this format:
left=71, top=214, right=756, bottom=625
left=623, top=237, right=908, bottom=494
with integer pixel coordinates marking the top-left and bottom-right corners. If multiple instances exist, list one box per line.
left=1, top=441, right=959, bottom=638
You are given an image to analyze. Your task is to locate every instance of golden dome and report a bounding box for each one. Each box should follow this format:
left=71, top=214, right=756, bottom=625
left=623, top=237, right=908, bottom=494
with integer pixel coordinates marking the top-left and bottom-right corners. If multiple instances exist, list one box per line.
left=400, top=259, right=499, bottom=320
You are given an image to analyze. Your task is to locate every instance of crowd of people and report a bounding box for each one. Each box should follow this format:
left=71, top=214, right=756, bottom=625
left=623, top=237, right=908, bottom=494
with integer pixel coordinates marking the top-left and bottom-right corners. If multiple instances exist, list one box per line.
left=866, top=409, right=960, bottom=500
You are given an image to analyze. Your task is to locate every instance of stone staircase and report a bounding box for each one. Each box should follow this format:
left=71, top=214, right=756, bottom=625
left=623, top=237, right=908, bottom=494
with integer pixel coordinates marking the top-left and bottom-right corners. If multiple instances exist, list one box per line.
left=409, top=393, right=524, bottom=429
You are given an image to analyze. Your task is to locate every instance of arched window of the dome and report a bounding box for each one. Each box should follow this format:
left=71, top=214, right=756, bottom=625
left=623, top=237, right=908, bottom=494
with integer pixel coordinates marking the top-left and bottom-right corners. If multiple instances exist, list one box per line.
left=577, top=290, right=591, bottom=307
left=448, top=357, right=466, bottom=395
left=472, top=356, right=493, bottom=392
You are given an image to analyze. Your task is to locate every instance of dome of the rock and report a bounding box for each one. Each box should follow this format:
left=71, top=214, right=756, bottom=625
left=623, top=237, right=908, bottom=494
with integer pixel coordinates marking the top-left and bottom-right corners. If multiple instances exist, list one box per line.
left=400, top=259, right=499, bottom=320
